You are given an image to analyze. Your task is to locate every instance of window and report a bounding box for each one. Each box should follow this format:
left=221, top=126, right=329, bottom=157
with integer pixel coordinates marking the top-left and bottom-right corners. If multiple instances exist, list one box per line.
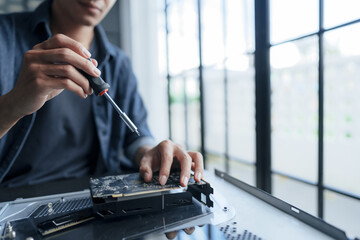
left=269, top=0, right=360, bottom=237
left=0, top=0, right=41, bottom=13
left=163, top=0, right=256, bottom=185
left=159, top=0, right=360, bottom=237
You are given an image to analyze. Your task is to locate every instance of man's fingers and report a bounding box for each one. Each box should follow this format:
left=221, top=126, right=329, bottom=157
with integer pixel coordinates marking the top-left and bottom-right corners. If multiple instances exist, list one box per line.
left=188, top=151, right=204, bottom=182
left=137, top=140, right=204, bottom=188
left=174, top=146, right=192, bottom=187
left=91, top=58, right=98, bottom=67
left=33, top=33, right=91, bottom=59
left=29, top=48, right=100, bottom=78
left=139, top=157, right=153, bottom=182
left=158, top=140, right=174, bottom=185
left=42, top=75, right=89, bottom=99
left=30, top=34, right=101, bottom=80
left=183, top=227, right=195, bottom=235
left=42, top=63, right=92, bottom=95
left=165, top=231, right=178, bottom=239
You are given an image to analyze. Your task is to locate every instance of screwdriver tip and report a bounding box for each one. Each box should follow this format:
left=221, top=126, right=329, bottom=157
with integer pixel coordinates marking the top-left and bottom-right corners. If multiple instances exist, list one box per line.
left=135, top=130, right=140, bottom=136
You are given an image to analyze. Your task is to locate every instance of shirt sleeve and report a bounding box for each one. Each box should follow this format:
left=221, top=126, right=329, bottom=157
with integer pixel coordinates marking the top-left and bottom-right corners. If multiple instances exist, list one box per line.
left=116, top=56, right=156, bottom=165
left=124, top=136, right=156, bottom=162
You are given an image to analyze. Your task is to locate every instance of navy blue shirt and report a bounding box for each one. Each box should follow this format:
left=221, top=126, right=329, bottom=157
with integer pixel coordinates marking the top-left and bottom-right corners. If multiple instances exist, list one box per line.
left=0, top=0, right=155, bottom=187
left=2, top=38, right=101, bottom=186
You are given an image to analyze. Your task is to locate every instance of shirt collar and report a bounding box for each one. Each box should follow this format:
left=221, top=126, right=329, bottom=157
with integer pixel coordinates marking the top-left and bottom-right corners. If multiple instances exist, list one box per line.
left=30, top=0, right=53, bottom=37
left=93, top=25, right=117, bottom=65
left=30, top=0, right=116, bottom=61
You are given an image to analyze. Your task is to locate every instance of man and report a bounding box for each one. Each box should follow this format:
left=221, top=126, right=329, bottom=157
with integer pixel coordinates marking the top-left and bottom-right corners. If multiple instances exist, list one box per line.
left=0, top=0, right=203, bottom=187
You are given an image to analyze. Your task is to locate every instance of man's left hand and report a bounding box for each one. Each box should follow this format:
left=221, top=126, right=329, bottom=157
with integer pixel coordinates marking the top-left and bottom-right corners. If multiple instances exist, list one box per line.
left=136, top=140, right=203, bottom=187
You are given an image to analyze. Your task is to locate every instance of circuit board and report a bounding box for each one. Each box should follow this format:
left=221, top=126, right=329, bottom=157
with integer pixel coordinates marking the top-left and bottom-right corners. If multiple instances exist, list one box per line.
left=90, top=171, right=200, bottom=199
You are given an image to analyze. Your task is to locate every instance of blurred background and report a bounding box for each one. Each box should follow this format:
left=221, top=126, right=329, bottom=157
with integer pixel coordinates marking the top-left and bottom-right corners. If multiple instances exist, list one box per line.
left=1, top=0, right=359, bottom=238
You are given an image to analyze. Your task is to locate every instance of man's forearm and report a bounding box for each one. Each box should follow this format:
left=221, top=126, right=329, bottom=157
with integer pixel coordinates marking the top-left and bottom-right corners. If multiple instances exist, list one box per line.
left=0, top=93, right=22, bottom=138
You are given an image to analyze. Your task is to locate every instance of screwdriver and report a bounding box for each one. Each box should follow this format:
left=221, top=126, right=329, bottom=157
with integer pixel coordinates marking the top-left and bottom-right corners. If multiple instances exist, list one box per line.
left=80, top=59, right=140, bottom=136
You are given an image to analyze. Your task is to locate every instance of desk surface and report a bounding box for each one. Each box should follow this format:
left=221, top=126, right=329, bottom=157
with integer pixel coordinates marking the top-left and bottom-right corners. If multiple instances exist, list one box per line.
left=0, top=170, right=350, bottom=240
left=204, top=171, right=347, bottom=240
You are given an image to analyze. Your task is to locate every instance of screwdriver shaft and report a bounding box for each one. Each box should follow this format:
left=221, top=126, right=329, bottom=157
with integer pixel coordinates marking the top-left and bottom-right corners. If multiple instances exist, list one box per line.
left=103, top=92, right=140, bottom=136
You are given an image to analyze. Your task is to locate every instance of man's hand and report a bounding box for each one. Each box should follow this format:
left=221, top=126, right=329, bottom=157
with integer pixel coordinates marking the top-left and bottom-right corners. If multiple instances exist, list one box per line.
left=165, top=227, right=195, bottom=239
left=137, top=140, right=204, bottom=187
left=0, top=34, right=99, bottom=138
left=8, top=34, right=99, bottom=116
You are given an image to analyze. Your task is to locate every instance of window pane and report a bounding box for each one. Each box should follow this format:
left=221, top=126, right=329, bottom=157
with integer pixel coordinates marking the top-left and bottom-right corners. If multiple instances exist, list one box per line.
left=271, top=37, right=319, bottom=183
left=227, top=55, right=256, bottom=163
left=201, top=0, right=225, bottom=66
left=167, top=0, right=199, bottom=75
left=204, top=66, right=226, bottom=154
left=272, top=174, right=317, bottom=216
left=226, top=0, right=255, bottom=54
left=270, top=0, right=318, bottom=44
left=170, top=72, right=201, bottom=150
left=166, top=0, right=178, bottom=6
left=27, top=0, right=42, bottom=10
left=206, top=153, right=226, bottom=173
left=324, top=0, right=360, bottom=29
left=229, top=160, right=255, bottom=186
left=157, top=1, right=167, bottom=77
left=0, top=0, right=42, bottom=13
left=324, top=24, right=360, bottom=196
left=184, top=71, right=201, bottom=150
left=206, top=157, right=255, bottom=188
left=170, top=77, right=186, bottom=146
left=324, top=190, right=360, bottom=239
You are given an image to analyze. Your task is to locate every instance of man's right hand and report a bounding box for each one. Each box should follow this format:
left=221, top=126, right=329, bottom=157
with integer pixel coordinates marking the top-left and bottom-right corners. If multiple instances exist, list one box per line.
left=0, top=34, right=100, bottom=138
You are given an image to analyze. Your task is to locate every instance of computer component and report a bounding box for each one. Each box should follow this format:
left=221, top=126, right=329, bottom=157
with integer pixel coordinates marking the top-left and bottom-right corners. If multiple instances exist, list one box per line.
left=89, top=171, right=213, bottom=218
